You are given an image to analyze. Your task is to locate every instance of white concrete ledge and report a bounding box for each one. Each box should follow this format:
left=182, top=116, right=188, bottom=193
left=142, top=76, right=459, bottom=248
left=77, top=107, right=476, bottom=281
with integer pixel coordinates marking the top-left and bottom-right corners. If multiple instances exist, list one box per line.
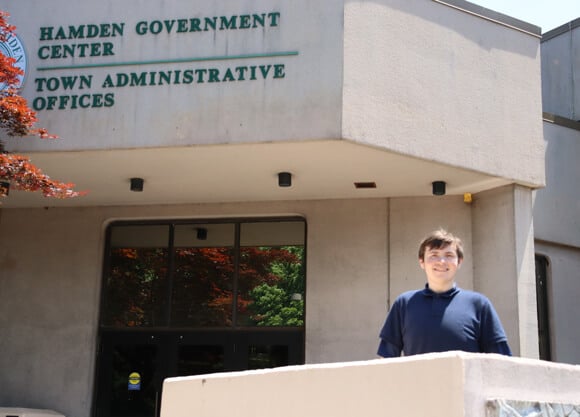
left=0, top=409, right=64, bottom=417
left=161, top=351, right=580, bottom=417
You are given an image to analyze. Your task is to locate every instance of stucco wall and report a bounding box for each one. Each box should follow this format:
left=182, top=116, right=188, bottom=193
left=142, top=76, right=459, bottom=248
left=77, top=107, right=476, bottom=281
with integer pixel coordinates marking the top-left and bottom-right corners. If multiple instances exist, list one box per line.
left=534, top=122, right=580, bottom=248
left=0, top=196, right=489, bottom=417
left=0, top=198, right=388, bottom=416
left=472, top=185, right=539, bottom=359
left=389, top=190, right=537, bottom=359
left=541, top=22, right=580, bottom=120
left=536, top=20, right=580, bottom=366
left=162, top=353, right=467, bottom=417
left=342, top=0, right=544, bottom=187
left=160, top=352, right=580, bottom=417
left=388, top=195, right=473, bottom=300
left=0, top=207, right=102, bottom=416
left=0, top=0, right=545, bottom=188
left=462, top=354, right=580, bottom=413
left=0, top=0, right=344, bottom=151
left=534, top=241, right=580, bottom=365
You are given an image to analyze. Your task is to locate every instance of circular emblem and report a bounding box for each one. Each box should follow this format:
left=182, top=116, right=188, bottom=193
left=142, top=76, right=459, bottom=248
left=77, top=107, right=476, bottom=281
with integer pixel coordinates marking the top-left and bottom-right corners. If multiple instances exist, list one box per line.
left=0, top=33, right=27, bottom=90
left=128, top=372, right=141, bottom=385
left=128, top=372, right=141, bottom=391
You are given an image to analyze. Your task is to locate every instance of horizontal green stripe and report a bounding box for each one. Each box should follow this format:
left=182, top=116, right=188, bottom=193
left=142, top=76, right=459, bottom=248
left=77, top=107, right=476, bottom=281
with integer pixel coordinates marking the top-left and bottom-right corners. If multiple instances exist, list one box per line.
left=37, top=51, right=299, bottom=71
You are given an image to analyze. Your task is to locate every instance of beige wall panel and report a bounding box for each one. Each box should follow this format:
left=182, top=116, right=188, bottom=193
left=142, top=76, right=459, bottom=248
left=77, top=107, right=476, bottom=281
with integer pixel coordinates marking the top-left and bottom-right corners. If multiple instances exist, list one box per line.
left=160, top=353, right=580, bottom=417
left=388, top=195, right=474, bottom=303
left=343, top=0, right=544, bottom=186
left=0, top=198, right=389, bottom=417
left=162, top=354, right=466, bottom=417
left=535, top=241, right=580, bottom=365
left=0, top=0, right=344, bottom=152
left=1, top=0, right=545, bottom=188
left=534, top=123, right=580, bottom=248
left=541, top=24, right=580, bottom=120
left=472, top=185, right=539, bottom=359
left=472, top=186, right=519, bottom=354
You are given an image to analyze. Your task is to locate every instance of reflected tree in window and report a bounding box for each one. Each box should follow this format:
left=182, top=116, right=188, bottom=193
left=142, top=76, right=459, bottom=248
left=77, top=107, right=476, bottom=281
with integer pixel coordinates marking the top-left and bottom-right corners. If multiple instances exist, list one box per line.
left=101, top=221, right=306, bottom=329
left=244, top=246, right=305, bottom=326
left=172, top=247, right=234, bottom=327
left=103, top=248, right=168, bottom=327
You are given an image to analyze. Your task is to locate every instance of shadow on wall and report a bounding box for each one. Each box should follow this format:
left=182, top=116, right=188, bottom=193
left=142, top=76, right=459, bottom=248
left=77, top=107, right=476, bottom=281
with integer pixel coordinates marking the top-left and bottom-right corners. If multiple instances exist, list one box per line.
left=344, top=0, right=540, bottom=56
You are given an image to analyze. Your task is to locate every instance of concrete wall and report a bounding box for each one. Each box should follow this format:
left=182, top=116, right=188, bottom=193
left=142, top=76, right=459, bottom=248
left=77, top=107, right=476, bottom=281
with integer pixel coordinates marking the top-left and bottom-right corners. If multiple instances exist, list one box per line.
left=160, top=352, right=580, bottom=417
left=343, top=0, right=544, bottom=186
left=388, top=195, right=473, bottom=301
left=534, top=241, right=580, bottom=365
left=471, top=185, right=539, bottom=359
left=0, top=0, right=344, bottom=151
left=0, top=208, right=103, bottom=416
left=541, top=20, right=580, bottom=120
left=0, top=0, right=545, bottom=188
left=534, top=123, right=580, bottom=248
left=0, top=196, right=500, bottom=417
left=0, top=198, right=388, bottom=417
left=0, top=0, right=545, bottom=414
left=536, top=16, right=580, bottom=366
left=533, top=122, right=580, bottom=365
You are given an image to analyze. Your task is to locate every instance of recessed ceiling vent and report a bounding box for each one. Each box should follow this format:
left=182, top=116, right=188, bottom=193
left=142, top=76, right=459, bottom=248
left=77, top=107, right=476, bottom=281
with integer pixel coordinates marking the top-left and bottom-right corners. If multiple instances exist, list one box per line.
left=354, top=182, right=377, bottom=189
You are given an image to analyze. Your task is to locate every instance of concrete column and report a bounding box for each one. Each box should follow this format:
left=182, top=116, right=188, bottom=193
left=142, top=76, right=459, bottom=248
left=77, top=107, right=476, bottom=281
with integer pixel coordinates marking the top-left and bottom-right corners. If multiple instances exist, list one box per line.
left=472, top=185, right=539, bottom=359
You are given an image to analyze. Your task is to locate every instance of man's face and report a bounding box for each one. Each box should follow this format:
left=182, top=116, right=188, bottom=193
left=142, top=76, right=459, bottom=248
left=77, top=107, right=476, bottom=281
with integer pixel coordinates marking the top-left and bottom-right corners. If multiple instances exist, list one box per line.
left=419, top=243, right=462, bottom=289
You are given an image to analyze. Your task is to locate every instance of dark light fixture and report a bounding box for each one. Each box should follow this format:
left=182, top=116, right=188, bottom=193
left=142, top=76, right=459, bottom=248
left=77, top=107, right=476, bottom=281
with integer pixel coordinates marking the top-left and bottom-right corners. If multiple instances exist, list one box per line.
left=0, top=181, right=10, bottom=196
left=278, top=172, right=292, bottom=187
left=432, top=181, right=446, bottom=196
left=196, top=227, right=208, bottom=240
left=130, top=177, right=144, bottom=192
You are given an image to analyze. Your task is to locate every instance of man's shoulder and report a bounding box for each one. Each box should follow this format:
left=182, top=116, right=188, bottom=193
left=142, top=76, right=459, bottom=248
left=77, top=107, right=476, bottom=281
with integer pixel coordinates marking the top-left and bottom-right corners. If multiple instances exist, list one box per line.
left=455, top=288, right=493, bottom=305
left=394, top=288, right=426, bottom=304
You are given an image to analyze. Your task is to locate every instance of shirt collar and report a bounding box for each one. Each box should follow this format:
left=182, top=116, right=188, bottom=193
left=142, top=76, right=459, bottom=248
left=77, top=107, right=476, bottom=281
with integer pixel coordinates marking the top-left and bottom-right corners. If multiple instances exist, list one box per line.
left=421, top=283, right=460, bottom=298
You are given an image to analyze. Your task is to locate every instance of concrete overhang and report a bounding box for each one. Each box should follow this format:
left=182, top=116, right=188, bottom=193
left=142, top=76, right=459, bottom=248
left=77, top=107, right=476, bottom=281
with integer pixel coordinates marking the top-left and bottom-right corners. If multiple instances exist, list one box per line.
left=1, top=140, right=516, bottom=208
left=0, top=0, right=546, bottom=208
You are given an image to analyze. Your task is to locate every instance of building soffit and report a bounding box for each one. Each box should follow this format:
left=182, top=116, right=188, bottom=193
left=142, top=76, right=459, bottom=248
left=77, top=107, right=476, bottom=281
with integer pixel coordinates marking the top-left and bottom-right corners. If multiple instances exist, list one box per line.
left=0, top=140, right=515, bottom=208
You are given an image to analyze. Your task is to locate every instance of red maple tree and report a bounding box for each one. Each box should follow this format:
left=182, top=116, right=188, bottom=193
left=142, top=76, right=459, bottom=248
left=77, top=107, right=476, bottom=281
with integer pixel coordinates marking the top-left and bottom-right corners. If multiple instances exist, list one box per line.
left=0, top=11, right=83, bottom=199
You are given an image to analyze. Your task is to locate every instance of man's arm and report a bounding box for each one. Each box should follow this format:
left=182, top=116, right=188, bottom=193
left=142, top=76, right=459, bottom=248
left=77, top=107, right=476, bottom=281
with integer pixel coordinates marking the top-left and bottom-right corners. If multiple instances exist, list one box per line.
left=479, top=297, right=512, bottom=356
left=377, top=297, right=404, bottom=358
left=484, top=340, right=512, bottom=356
left=378, top=339, right=402, bottom=358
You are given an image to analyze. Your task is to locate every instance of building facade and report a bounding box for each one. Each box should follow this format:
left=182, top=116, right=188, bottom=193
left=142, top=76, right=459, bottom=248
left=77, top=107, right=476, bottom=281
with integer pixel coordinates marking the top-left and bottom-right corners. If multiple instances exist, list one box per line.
left=534, top=18, right=580, bottom=365
left=0, top=1, right=549, bottom=417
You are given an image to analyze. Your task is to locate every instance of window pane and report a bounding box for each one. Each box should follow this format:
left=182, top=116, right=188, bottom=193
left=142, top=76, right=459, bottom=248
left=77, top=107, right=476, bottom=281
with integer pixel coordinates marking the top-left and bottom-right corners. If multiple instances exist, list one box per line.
left=247, top=345, right=289, bottom=370
left=171, top=224, right=235, bottom=327
left=177, top=345, right=225, bottom=376
left=109, top=344, right=158, bottom=417
left=535, top=255, right=552, bottom=361
left=237, top=221, right=305, bottom=327
left=102, top=225, right=169, bottom=327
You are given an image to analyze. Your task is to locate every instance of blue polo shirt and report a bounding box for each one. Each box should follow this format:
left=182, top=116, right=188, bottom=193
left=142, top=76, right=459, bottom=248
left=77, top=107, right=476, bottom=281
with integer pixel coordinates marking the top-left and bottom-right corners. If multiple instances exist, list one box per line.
left=378, top=285, right=511, bottom=357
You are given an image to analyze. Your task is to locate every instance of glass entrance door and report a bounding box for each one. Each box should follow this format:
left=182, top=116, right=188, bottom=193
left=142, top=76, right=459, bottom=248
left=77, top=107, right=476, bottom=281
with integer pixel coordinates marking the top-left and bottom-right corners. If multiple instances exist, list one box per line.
left=95, top=329, right=304, bottom=417
left=95, top=332, right=168, bottom=417
left=95, top=219, right=306, bottom=417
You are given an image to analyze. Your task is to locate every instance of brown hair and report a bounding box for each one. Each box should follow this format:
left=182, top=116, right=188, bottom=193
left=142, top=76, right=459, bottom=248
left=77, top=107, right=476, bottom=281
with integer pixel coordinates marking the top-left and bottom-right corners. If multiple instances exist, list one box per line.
left=418, top=229, right=464, bottom=261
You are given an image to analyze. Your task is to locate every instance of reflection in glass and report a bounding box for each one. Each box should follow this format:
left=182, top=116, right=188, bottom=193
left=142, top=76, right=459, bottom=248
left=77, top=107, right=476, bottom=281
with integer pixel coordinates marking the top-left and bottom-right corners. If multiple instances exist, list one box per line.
left=103, top=226, right=169, bottom=327
left=171, top=224, right=235, bottom=327
left=172, top=247, right=234, bottom=326
left=102, top=221, right=305, bottom=328
left=110, top=344, right=158, bottom=417
left=247, top=345, right=289, bottom=370
left=237, top=222, right=305, bottom=327
left=177, top=345, right=225, bottom=376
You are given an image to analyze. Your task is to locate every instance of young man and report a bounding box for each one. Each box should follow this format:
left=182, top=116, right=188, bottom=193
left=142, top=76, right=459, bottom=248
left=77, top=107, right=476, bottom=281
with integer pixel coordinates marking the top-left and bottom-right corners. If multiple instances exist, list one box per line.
left=377, top=229, right=512, bottom=358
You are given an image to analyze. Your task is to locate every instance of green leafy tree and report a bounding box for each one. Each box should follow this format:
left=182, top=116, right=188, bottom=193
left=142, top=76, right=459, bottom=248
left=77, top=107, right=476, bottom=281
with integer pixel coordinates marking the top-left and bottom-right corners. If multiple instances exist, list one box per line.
left=248, top=246, right=305, bottom=326
left=249, top=284, right=304, bottom=326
